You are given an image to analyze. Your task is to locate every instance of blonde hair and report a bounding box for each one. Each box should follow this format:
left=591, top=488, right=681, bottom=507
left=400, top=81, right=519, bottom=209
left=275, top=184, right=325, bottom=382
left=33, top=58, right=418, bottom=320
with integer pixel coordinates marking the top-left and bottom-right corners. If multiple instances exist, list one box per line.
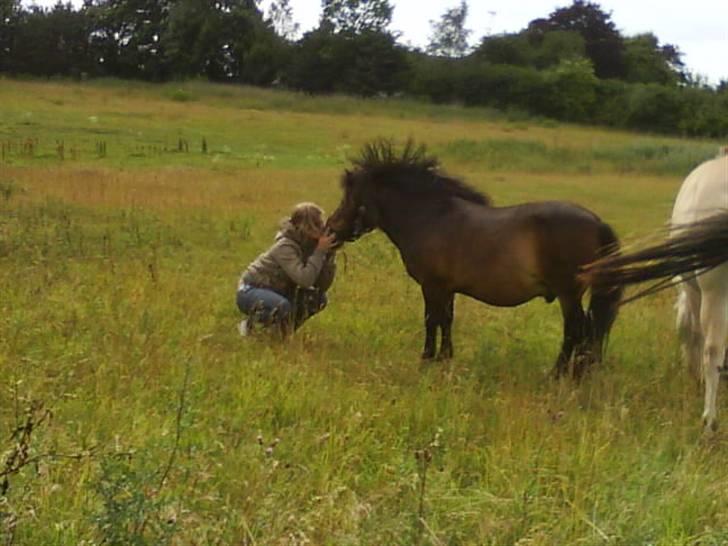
left=290, top=202, right=324, bottom=238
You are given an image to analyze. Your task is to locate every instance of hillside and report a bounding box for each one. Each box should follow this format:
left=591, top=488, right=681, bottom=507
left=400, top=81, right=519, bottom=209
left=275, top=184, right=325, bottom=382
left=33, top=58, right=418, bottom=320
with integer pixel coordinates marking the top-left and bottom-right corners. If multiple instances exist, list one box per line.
left=1, top=79, right=727, bottom=545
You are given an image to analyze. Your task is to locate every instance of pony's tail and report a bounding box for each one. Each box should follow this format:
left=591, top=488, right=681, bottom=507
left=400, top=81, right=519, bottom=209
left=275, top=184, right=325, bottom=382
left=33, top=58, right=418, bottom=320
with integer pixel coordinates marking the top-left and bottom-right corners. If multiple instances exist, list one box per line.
left=586, top=221, right=623, bottom=359
left=581, top=211, right=728, bottom=305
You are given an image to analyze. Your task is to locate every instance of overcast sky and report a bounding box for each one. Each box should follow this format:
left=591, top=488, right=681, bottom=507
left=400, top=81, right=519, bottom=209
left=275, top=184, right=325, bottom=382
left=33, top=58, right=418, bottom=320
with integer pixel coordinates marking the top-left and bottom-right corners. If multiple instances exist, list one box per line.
left=24, top=0, right=728, bottom=84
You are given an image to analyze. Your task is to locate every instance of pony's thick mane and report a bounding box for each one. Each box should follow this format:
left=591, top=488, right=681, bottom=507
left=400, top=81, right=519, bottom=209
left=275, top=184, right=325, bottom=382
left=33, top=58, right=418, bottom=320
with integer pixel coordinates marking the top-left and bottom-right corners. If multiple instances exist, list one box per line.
left=351, top=140, right=491, bottom=206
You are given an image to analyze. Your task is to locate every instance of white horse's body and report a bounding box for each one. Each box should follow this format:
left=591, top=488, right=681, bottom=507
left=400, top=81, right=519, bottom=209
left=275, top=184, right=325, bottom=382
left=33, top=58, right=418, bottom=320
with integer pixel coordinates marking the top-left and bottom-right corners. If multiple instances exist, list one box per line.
left=672, top=154, right=728, bottom=429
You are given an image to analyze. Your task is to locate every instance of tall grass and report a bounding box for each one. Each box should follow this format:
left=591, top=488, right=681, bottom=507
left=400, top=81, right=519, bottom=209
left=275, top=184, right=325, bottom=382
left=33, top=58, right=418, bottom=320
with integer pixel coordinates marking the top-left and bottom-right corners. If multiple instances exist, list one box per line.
left=1, top=79, right=728, bottom=545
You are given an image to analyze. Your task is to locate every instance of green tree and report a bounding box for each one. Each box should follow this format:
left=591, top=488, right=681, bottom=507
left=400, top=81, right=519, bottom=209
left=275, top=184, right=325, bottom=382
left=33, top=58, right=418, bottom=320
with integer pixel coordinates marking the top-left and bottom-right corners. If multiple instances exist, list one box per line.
left=623, top=33, right=685, bottom=85
left=162, top=0, right=279, bottom=83
left=427, top=0, right=471, bottom=58
left=319, top=0, right=393, bottom=34
left=474, top=33, right=532, bottom=66
left=541, top=57, right=598, bottom=120
left=475, top=29, right=585, bottom=70
left=528, top=29, right=585, bottom=69
left=287, top=28, right=408, bottom=96
left=528, top=0, right=626, bottom=79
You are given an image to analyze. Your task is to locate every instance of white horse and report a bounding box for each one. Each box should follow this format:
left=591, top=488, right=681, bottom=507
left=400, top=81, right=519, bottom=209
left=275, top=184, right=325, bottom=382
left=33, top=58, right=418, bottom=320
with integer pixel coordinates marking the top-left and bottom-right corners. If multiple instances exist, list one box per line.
left=584, top=151, right=728, bottom=431
left=672, top=153, right=728, bottom=430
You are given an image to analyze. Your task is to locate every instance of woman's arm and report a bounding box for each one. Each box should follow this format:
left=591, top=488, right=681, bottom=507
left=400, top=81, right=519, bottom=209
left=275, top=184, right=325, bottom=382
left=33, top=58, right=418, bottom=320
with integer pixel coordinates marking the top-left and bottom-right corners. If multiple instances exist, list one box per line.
left=274, top=242, right=326, bottom=288
left=315, top=252, right=337, bottom=292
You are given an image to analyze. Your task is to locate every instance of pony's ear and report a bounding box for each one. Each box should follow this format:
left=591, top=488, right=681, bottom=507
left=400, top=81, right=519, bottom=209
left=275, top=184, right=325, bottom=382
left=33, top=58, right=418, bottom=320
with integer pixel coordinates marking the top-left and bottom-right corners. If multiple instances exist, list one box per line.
left=342, top=169, right=354, bottom=188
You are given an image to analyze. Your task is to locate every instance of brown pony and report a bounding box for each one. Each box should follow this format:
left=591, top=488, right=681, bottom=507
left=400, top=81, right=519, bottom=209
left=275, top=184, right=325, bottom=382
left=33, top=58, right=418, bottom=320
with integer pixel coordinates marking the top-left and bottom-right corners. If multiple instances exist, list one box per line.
left=327, top=140, right=622, bottom=377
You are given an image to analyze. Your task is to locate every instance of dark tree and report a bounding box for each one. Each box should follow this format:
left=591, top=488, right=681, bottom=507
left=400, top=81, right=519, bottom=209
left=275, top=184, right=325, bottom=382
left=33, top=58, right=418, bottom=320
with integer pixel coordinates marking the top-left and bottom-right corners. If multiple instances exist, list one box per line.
left=86, top=0, right=171, bottom=80
left=0, top=0, right=22, bottom=72
left=2, top=3, right=95, bottom=77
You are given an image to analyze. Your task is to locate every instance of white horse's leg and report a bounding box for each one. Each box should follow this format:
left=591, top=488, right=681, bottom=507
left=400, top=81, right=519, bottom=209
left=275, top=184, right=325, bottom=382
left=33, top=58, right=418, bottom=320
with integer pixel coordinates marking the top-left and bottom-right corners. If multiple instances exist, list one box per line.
left=675, top=281, right=702, bottom=382
left=699, top=283, right=728, bottom=431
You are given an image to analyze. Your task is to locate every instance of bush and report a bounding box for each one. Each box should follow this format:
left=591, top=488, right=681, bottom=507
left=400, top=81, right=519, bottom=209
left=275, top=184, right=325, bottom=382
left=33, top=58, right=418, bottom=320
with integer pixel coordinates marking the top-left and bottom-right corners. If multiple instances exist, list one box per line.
left=457, top=62, right=546, bottom=112
left=592, top=79, right=631, bottom=127
left=540, top=58, right=598, bottom=121
left=165, top=88, right=197, bottom=102
left=407, top=55, right=463, bottom=104
left=677, top=87, right=728, bottom=138
left=624, top=83, right=686, bottom=134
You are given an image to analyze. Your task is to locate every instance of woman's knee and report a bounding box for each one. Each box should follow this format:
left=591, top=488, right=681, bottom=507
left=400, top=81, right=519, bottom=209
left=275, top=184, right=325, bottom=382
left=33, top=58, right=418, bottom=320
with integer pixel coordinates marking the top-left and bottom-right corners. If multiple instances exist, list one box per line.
left=271, top=299, right=292, bottom=321
left=237, top=287, right=291, bottom=322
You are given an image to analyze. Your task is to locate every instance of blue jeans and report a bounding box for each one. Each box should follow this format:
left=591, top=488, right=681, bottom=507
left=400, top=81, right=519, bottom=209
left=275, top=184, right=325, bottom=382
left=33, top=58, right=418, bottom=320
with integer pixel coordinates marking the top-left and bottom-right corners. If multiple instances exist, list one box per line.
left=237, top=285, right=327, bottom=331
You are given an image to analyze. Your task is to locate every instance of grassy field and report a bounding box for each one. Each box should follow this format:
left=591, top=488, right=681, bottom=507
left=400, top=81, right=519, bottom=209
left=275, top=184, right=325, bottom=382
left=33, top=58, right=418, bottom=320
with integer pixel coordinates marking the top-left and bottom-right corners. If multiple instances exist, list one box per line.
left=1, top=78, right=728, bottom=545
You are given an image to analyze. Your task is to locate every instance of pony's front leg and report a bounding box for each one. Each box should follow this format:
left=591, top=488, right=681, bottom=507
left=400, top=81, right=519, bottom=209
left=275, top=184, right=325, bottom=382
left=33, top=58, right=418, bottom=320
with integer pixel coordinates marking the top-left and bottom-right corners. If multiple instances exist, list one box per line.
left=422, top=286, right=451, bottom=360
left=438, top=295, right=455, bottom=360
left=422, top=296, right=438, bottom=360
left=699, top=287, right=728, bottom=432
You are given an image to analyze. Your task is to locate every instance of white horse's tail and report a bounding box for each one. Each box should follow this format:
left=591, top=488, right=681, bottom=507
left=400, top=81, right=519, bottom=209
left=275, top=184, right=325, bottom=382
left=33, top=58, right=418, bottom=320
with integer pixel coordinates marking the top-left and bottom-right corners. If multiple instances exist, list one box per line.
left=581, top=211, right=728, bottom=305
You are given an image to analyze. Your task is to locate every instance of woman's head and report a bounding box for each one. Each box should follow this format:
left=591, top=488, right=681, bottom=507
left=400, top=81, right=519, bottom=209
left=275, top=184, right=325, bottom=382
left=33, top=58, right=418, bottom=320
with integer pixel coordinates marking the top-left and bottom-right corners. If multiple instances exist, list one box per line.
left=290, top=202, right=325, bottom=239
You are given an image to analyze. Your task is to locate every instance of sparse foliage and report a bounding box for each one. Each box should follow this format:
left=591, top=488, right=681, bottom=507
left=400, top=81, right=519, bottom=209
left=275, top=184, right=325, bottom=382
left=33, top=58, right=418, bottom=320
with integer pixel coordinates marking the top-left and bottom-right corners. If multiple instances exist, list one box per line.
left=319, top=0, right=393, bottom=34
left=267, top=0, right=299, bottom=40
left=427, top=0, right=471, bottom=58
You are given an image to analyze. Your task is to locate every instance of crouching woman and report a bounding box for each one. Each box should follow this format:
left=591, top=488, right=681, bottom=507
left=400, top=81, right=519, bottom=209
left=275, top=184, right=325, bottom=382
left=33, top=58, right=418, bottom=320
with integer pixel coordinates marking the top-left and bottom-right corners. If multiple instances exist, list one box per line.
left=236, top=202, right=337, bottom=336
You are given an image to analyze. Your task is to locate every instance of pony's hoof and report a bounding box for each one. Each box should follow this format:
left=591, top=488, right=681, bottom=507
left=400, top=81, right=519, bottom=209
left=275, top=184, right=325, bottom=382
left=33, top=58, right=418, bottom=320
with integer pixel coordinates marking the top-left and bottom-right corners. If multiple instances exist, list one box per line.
left=571, top=353, right=595, bottom=379
left=436, top=350, right=453, bottom=361
left=702, top=415, right=718, bottom=434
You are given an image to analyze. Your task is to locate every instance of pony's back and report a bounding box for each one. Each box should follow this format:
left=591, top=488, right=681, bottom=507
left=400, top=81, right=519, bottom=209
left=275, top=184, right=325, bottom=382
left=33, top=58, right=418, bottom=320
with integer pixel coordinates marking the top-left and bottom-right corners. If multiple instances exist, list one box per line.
left=673, top=155, right=728, bottom=226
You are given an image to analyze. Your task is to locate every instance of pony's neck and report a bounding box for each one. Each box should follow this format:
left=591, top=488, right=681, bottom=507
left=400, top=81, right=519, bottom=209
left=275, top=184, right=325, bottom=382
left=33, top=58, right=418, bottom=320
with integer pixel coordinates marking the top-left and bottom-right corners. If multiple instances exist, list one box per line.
left=370, top=188, right=440, bottom=247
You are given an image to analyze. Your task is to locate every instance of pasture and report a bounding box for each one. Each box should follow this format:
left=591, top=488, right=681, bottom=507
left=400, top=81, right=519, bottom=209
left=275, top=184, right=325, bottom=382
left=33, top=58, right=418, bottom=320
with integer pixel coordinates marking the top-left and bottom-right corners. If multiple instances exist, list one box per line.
left=1, top=78, right=728, bottom=545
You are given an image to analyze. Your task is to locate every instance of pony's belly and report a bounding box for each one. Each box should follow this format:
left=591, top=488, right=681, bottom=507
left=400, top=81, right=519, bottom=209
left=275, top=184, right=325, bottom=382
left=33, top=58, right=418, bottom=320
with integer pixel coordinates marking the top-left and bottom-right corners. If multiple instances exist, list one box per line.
left=460, top=284, right=545, bottom=307
left=456, top=263, right=547, bottom=306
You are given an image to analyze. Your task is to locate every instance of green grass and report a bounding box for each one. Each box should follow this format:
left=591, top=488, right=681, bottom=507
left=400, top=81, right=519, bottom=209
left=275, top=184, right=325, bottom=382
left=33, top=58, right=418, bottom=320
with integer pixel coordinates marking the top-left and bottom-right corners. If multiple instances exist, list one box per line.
left=1, top=78, right=728, bottom=545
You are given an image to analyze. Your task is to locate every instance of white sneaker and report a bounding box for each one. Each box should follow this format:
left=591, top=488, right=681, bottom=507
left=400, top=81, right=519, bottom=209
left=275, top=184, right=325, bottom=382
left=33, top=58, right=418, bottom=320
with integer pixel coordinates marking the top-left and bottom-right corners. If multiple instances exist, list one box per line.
left=238, top=319, right=249, bottom=337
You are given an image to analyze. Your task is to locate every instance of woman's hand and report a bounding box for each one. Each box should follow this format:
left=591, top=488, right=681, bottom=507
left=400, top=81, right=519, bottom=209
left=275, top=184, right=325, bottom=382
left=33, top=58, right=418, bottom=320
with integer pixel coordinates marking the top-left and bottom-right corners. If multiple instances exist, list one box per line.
left=316, top=233, right=337, bottom=252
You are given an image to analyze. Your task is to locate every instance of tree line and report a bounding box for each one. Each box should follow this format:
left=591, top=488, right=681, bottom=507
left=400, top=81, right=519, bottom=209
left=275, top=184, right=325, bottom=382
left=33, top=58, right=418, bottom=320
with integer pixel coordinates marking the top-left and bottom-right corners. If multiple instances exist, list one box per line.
left=2, top=0, right=727, bottom=138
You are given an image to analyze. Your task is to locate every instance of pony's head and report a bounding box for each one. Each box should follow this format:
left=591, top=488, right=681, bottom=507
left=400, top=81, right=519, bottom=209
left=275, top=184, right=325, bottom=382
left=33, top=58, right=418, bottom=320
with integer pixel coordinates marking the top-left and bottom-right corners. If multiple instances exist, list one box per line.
left=326, top=168, right=378, bottom=243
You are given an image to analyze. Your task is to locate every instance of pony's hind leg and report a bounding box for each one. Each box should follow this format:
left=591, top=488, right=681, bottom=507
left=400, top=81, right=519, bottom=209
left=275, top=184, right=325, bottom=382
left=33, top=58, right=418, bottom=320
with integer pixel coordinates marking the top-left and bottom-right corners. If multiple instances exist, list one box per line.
left=675, top=281, right=702, bottom=383
left=699, top=283, right=728, bottom=432
left=421, top=286, right=439, bottom=360
left=553, top=296, right=587, bottom=379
